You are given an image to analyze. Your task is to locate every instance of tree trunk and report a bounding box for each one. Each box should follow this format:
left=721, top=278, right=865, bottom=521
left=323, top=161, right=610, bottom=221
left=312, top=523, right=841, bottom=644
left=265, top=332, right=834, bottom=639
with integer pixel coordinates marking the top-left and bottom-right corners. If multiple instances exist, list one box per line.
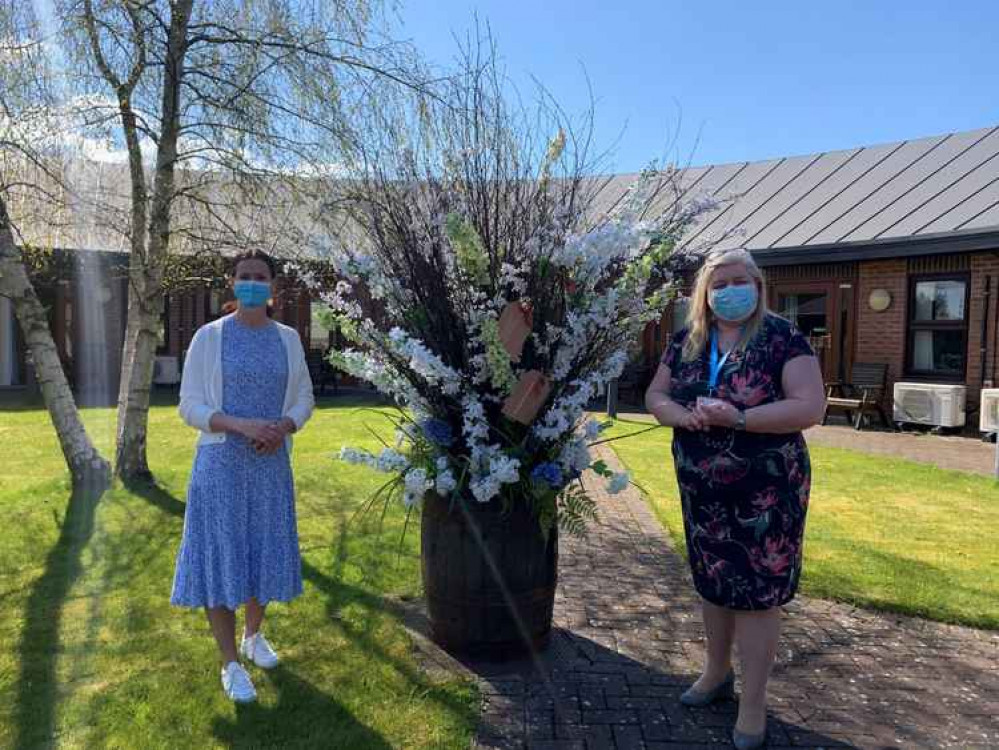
left=0, top=196, right=111, bottom=492
left=114, top=0, right=194, bottom=483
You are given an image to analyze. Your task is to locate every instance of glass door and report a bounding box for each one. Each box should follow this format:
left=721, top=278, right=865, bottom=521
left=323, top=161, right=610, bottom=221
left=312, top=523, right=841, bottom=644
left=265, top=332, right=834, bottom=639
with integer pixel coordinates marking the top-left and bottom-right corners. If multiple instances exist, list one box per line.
left=777, top=290, right=832, bottom=379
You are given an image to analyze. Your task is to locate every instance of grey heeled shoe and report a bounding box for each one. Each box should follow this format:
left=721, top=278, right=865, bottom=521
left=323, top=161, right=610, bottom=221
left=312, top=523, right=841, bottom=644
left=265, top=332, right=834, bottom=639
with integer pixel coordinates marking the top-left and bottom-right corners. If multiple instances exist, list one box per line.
left=732, top=726, right=767, bottom=749
left=679, top=670, right=735, bottom=707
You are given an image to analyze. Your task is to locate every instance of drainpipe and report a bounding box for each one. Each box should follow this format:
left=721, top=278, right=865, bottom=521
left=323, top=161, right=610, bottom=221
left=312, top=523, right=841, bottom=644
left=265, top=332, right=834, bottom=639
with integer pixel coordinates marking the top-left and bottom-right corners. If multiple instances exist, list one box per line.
left=982, top=275, right=991, bottom=389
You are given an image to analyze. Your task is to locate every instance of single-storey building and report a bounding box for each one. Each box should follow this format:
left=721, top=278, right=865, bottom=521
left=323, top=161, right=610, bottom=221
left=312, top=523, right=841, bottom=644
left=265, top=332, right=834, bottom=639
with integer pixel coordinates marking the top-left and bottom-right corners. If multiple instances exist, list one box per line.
left=0, top=248, right=323, bottom=404
left=0, top=161, right=335, bottom=404
left=4, top=125, right=999, bottom=429
left=632, top=125, right=999, bottom=430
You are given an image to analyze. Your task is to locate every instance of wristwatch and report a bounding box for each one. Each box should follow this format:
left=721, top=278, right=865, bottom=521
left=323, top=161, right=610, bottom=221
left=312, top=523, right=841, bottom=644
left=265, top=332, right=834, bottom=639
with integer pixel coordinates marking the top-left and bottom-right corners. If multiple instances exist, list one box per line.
left=734, top=409, right=747, bottom=431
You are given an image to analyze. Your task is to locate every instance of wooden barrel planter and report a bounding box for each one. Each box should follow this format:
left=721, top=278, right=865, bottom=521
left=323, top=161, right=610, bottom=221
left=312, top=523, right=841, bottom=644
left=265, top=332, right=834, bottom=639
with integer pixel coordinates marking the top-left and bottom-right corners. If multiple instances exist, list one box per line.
left=421, top=492, right=558, bottom=660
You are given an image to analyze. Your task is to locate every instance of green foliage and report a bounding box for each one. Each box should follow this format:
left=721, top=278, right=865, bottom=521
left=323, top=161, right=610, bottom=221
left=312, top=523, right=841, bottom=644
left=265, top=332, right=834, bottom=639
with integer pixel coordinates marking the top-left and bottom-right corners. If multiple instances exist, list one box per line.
left=558, top=482, right=598, bottom=538
left=589, top=459, right=611, bottom=478
left=444, top=213, right=489, bottom=286
left=526, top=488, right=558, bottom=542
left=478, top=316, right=517, bottom=394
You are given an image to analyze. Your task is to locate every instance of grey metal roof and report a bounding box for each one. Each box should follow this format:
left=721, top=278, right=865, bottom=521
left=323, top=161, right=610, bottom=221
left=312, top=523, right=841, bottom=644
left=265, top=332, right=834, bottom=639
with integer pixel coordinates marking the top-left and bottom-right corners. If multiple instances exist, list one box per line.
left=601, top=125, right=999, bottom=263
left=6, top=125, right=999, bottom=264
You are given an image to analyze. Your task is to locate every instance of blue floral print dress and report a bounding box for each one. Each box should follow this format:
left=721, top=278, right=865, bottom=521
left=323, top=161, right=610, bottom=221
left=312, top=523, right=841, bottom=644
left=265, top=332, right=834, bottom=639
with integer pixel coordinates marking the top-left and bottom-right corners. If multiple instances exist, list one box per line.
left=662, top=314, right=814, bottom=610
left=171, top=316, right=303, bottom=609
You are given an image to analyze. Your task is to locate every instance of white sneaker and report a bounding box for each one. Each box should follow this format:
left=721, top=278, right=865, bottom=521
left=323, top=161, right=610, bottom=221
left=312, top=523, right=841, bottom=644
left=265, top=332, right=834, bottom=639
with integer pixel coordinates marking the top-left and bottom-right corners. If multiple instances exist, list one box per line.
left=221, top=661, right=257, bottom=703
left=240, top=631, right=280, bottom=670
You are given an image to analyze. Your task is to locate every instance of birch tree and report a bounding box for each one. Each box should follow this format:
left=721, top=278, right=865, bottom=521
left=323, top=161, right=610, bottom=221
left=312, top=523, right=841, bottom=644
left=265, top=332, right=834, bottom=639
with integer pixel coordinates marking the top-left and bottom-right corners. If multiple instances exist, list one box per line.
left=56, top=0, right=428, bottom=482
left=0, top=3, right=111, bottom=490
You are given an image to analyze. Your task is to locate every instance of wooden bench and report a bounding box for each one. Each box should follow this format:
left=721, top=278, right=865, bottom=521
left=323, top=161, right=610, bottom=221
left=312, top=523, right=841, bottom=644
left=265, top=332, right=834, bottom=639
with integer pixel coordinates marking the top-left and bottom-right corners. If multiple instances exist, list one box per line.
left=617, top=361, right=654, bottom=406
left=823, top=363, right=892, bottom=431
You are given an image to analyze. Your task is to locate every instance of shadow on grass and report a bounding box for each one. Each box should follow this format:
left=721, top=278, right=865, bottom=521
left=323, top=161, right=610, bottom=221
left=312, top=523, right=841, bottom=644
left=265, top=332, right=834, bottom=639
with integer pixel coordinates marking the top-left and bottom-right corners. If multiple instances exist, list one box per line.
left=301, top=560, right=476, bottom=722
left=212, top=665, right=394, bottom=749
left=126, top=479, right=186, bottom=519
left=13, top=483, right=105, bottom=750
left=128, top=479, right=475, bottom=740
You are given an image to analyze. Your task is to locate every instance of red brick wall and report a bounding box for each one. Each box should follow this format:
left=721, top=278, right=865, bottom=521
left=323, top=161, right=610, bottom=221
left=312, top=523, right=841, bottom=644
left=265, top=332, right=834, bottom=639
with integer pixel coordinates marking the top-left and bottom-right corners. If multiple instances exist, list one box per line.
left=165, top=281, right=312, bottom=362
left=853, top=252, right=999, bottom=415
left=855, top=259, right=908, bottom=392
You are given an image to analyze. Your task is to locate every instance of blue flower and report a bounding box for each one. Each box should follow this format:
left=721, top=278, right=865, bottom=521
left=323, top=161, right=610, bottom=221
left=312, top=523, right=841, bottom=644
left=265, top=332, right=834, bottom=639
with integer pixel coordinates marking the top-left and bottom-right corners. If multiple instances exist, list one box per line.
left=420, top=418, right=454, bottom=447
left=531, top=462, right=563, bottom=488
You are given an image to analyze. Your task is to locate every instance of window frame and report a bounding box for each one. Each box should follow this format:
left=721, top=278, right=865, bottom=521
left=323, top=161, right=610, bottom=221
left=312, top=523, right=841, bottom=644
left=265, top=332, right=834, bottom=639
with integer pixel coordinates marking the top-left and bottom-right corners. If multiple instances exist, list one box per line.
left=904, top=272, right=970, bottom=381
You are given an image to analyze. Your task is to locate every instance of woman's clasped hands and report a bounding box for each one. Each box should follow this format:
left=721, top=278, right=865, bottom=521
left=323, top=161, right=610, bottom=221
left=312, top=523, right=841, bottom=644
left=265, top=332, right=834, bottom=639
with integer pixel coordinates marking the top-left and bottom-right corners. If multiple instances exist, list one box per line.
left=681, top=398, right=742, bottom=432
left=238, top=418, right=291, bottom=454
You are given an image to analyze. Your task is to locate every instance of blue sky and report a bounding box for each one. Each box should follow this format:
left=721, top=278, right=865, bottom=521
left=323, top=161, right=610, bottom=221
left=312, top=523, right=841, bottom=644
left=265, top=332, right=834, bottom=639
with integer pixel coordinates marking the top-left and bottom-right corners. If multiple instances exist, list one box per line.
left=397, top=0, right=999, bottom=173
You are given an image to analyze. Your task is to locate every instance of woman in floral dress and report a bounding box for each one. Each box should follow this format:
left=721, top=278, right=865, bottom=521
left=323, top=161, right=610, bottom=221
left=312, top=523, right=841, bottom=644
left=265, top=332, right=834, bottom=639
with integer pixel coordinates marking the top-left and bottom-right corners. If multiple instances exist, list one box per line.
left=172, top=251, right=314, bottom=703
left=645, top=248, right=825, bottom=749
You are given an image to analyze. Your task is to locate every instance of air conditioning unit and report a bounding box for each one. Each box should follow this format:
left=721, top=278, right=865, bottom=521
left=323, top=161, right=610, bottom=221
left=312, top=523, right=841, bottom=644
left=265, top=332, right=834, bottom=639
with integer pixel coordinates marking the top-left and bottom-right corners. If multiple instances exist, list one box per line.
left=893, top=382, right=966, bottom=428
left=980, top=389, right=999, bottom=432
left=152, top=356, right=180, bottom=385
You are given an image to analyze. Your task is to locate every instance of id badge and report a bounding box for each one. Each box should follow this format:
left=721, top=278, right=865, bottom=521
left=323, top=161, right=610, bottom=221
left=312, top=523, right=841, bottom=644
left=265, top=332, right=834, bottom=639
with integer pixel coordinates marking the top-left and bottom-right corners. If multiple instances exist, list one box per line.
left=696, top=395, right=727, bottom=409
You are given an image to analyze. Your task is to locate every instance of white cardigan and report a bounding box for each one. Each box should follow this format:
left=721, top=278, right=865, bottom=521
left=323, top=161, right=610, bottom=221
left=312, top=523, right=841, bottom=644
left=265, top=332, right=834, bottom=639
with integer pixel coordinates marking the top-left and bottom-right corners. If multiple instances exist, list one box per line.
left=179, top=314, right=315, bottom=450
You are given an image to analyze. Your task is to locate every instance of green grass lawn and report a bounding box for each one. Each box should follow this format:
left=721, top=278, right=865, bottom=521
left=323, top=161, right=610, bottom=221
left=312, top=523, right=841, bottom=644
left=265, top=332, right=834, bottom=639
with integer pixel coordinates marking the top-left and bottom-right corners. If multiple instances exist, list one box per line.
left=0, top=397, right=477, bottom=749
left=605, top=419, right=999, bottom=630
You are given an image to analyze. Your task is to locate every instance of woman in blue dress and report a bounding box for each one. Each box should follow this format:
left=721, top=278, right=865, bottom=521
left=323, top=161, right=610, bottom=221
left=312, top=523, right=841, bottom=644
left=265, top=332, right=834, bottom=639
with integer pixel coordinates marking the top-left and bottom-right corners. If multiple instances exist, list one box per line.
left=172, top=250, right=314, bottom=703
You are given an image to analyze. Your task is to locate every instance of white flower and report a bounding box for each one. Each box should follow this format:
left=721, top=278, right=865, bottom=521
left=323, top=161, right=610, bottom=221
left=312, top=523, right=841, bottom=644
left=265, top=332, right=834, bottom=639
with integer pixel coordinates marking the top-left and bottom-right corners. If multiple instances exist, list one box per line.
left=607, top=471, right=630, bottom=495
left=470, top=475, right=501, bottom=503
left=550, top=221, right=651, bottom=283
left=339, top=446, right=374, bottom=466
left=435, top=469, right=457, bottom=496
left=559, top=437, right=592, bottom=475
left=488, top=454, right=521, bottom=484
left=377, top=448, right=409, bottom=473
left=401, top=467, right=433, bottom=509
left=404, top=467, right=432, bottom=494
left=386, top=328, right=463, bottom=395
left=583, top=419, right=603, bottom=441
left=462, top=395, right=490, bottom=444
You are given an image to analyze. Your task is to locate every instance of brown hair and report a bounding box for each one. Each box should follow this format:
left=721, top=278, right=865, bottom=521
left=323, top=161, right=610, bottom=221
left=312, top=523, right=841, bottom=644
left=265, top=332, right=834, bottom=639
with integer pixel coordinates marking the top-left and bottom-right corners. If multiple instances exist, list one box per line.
left=222, top=250, right=279, bottom=316
left=231, top=249, right=278, bottom=279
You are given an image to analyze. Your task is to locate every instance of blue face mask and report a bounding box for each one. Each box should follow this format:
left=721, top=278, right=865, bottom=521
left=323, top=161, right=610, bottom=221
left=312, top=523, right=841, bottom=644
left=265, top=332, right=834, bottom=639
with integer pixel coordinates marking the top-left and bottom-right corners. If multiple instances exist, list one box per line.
left=709, top=282, right=758, bottom=322
left=233, top=280, right=272, bottom=309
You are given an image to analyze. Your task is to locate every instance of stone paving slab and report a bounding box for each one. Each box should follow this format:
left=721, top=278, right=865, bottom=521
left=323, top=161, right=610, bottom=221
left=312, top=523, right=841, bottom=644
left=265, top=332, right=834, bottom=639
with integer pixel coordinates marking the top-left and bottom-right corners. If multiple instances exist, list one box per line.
left=465, top=445, right=999, bottom=750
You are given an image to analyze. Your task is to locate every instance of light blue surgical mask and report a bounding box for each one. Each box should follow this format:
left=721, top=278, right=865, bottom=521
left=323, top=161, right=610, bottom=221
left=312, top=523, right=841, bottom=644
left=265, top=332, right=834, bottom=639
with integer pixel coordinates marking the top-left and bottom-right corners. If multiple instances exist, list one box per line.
left=233, top=280, right=272, bottom=308
left=709, top=282, right=758, bottom=322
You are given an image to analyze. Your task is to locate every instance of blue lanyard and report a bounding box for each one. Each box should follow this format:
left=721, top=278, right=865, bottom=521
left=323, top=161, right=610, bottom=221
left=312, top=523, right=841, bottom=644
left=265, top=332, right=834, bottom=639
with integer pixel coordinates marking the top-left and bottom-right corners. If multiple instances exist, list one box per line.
left=708, top=328, right=732, bottom=390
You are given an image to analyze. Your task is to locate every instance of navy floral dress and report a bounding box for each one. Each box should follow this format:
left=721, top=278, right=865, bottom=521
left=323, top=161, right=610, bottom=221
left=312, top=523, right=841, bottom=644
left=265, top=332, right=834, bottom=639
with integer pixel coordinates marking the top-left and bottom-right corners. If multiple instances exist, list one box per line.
left=662, top=314, right=814, bottom=610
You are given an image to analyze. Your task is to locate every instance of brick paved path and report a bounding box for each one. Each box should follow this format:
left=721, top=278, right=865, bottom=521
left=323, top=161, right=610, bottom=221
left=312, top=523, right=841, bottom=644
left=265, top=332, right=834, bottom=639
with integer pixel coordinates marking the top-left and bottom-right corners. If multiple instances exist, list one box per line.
left=469, top=445, right=999, bottom=750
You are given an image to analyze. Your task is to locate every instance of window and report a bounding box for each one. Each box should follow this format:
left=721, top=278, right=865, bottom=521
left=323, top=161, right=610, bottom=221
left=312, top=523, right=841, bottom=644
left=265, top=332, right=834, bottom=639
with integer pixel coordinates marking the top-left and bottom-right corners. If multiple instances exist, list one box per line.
left=906, top=275, right=968, bottom=379
left=157, top=296, right=170, bottom=355
left=208, top=289, right=224, bottom=318
left=310, top=300, right=334, bottom=351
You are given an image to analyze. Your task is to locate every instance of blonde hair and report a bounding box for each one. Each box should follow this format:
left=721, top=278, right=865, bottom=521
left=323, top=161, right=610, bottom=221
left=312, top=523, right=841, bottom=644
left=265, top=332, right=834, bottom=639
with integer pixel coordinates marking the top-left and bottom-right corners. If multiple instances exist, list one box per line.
left=682, top=248, right=769, bottom=362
